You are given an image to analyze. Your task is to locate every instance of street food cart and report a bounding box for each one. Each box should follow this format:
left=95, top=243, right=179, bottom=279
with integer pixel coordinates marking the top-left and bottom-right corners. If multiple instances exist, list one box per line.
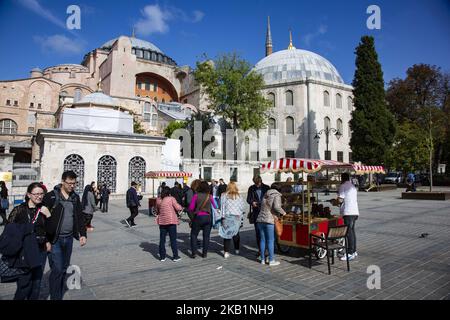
left=144, top=171, right=192, bottom=215
left=260, top=158, right=385, bottom=258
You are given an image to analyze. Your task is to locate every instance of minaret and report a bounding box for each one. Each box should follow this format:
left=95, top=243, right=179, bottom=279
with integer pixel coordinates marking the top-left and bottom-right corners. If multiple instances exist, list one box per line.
left=265, top=16, right=273, bottom=56
left=131, top=27, right=136, bottom=38
left=287, top=29, right=296, bottom=50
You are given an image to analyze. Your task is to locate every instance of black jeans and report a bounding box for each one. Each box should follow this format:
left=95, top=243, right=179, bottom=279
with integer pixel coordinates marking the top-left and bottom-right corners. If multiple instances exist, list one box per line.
left=127, top=206, right=139, bottom=224
left=344, top=215, right=358, bottom=254
left=224, top=233, right=240, bottom=253
left=190, top=215, right=212, bottom=256
left=0, top=208, right=7, bottom=224
left=254, top=223, right=261, bottom=253
left=159, top=224, right=179, bottom=259
left=102, top=199, right=109, bottom=212
left=84, top=213, right=93, bottom=227
left=14, top=249, right=47, bottom=300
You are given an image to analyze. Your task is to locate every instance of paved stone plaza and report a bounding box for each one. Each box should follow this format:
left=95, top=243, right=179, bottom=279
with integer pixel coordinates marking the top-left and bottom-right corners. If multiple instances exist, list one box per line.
left=1, top=188, right=449, bottom=300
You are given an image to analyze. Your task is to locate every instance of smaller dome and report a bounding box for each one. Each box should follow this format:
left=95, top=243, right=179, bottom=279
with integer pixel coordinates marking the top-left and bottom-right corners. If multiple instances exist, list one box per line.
left=31, top=67, right=42, bottom=72
left=77, top=92, right=116, bottom=106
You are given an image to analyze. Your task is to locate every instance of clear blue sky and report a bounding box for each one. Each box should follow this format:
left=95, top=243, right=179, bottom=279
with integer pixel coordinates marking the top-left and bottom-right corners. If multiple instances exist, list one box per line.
left=0, top=0, right=449, bottom=85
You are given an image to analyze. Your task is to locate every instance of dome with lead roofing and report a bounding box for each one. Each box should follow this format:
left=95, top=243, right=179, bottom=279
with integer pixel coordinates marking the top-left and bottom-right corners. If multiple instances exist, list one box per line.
left=254, top=48, right=344, bottom=84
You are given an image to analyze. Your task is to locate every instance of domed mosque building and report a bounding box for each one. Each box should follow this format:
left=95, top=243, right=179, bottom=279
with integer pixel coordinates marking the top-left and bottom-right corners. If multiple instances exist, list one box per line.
left=1, top=34, right=199, bottom=195
left=253, top=18, right=354, bottom=164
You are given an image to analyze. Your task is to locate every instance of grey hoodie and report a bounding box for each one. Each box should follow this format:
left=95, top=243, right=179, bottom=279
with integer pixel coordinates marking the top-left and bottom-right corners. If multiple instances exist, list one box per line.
left=256, top=189, right=286, bottom=224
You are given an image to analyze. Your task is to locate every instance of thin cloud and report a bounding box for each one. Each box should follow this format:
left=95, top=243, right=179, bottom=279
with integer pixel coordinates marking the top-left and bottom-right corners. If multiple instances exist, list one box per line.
left=34, top=34, right=86, bottom=55
left=304, top=24, right=328, bottom=47
left=17, top=0, right=66, bottom=29
left=134, top=4, right=204, bottom=36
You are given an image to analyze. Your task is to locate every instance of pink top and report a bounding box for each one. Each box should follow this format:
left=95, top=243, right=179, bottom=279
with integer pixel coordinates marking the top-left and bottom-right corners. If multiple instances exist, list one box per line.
left=188, top=194, right=217, bottom=216
left=156, top=196, right=182, bottom=225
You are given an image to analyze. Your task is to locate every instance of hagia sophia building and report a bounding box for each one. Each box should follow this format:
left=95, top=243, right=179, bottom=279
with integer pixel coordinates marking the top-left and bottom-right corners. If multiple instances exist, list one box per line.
left=0, top=17, right=354, bottom=196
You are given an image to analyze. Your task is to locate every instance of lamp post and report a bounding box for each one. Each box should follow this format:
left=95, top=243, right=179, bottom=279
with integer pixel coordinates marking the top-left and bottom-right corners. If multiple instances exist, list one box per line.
left=314, top=127, right=342, bottom=194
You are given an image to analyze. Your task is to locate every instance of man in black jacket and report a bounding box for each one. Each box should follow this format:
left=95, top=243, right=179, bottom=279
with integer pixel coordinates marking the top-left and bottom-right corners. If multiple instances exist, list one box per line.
left=41, top=170, right=87, bottom=300
left=125, top=181, right=140, bottom=227
left=246, top=176, right=270, bottom=257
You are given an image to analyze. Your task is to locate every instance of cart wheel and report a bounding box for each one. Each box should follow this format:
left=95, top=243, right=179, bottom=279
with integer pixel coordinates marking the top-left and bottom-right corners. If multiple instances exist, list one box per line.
left=314, top=246, right=327, bottom=259
left=277, top=242, right=291, bottom=254
left=150, top=207, right=157, bottom=216
left=313, top=233, right=327, bottom=259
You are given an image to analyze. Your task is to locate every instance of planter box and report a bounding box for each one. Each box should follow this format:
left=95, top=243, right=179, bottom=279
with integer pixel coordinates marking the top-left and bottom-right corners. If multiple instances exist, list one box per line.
left=401, top=192, right=450, bottom=201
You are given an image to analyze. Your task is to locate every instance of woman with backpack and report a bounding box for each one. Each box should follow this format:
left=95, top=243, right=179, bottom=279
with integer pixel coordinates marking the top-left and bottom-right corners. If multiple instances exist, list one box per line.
left=6, top=182, right=50, bottom=299
left=219, top=182, right=246, bottom=258
left=155, top=186, right=183, bottom=262
left=188, top=180, right=217, bottom=258
left=81, top=184, right=97, bottom=232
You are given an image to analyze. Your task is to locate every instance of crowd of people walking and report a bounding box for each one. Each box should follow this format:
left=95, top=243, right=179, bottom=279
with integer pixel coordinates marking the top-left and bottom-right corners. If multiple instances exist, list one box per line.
left=0, top=170, right=361, bottom=300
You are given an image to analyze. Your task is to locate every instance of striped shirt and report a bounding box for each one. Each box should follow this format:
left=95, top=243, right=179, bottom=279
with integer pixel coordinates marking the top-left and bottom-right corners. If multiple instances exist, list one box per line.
left=156, top=196, right=182, bottom=225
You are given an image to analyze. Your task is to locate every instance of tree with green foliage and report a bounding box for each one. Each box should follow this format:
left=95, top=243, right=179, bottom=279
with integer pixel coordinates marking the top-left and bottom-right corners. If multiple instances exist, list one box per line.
left=133, top=118, right=146, bottom=134
left=349, top=36, right=396, bottom=165
left=386, top=121, right=429, bottom=173
left=164, top=120, right=187, bottom=138
left=386, top=64, right=450, bottom=176
left=193, top=53, right=272, bottom=130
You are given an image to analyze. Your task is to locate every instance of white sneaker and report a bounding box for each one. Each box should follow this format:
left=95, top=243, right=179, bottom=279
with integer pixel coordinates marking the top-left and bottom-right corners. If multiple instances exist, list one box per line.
left=224, top=252, right=230, bottom=259
left=235, top=250, right=239, bottom=255
left=269, top=260, right=280, bottom=266
left=340, top=253, right=356, bottom=261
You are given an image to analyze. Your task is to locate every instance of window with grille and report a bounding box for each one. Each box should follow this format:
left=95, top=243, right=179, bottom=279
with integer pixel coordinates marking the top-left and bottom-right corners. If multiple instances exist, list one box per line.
left=0, top=119, right=18, bottom=134
left=325, top=150, right=331, bottom=160
left=337, top=151, right=344, bottom=162
left=63, top=154, right=84, bottom=194
left=129, top=156, right=146, bottom=192
left=97, top=155, right=117, bottom=193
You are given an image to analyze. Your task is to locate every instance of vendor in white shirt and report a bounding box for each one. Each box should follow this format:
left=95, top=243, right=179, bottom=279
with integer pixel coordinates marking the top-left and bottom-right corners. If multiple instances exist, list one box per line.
left=331, top=172, right=359, bottom=261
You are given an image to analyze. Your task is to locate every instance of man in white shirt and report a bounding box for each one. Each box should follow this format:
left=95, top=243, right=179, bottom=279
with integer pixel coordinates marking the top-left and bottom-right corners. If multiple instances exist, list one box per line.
left=334, top=172, right=359, bottom=261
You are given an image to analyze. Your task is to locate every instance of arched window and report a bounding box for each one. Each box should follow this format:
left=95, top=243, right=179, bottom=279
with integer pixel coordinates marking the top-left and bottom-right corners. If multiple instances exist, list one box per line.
left=286, top=116, right=294, bottom=135
left=74, top=88, right=82, bottom=103
left=97, top=155, right=117, bottom=193
left=348, top=121, right=352, bottom=140
left=267, top=92, right=275, bottom=108
left=347, top=96, right=353, bottom=111
left=336, top=118, right=343, bottom=136
left=323, top=91, right=330, bottom=107
left=0, top=119, right=18, bottom=134
left=129, top=157, right=146, bottom=192
left=285, top=90, right=293, bottom=106
left=324, top=117, right=330, bottom=130
left=63, top=154, right=84, bottom=194
left=268, top=118, right=276, bottom=135
left=336, top=93, right=342, bottom=109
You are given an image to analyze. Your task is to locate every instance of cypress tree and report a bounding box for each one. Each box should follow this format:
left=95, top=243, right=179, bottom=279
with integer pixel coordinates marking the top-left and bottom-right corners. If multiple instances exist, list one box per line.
left=350, top=36, right=396, bottom=165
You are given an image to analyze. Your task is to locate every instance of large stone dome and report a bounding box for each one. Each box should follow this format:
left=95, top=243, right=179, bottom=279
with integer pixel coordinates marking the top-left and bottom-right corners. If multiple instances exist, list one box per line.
left=101, top=36, right=164, bottom=55
left=254, top=49, right=344, bottom=84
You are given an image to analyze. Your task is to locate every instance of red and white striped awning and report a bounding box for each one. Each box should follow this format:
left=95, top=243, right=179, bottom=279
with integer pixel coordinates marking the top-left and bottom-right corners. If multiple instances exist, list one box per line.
left=260, top=158, right=385, bottom=174
left=145, top=171, right=192, bottom=178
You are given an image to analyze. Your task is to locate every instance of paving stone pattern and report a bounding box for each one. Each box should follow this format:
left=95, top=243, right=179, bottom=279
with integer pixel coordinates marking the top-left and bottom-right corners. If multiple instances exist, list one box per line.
left=1, top=189, right=449, bottom=300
